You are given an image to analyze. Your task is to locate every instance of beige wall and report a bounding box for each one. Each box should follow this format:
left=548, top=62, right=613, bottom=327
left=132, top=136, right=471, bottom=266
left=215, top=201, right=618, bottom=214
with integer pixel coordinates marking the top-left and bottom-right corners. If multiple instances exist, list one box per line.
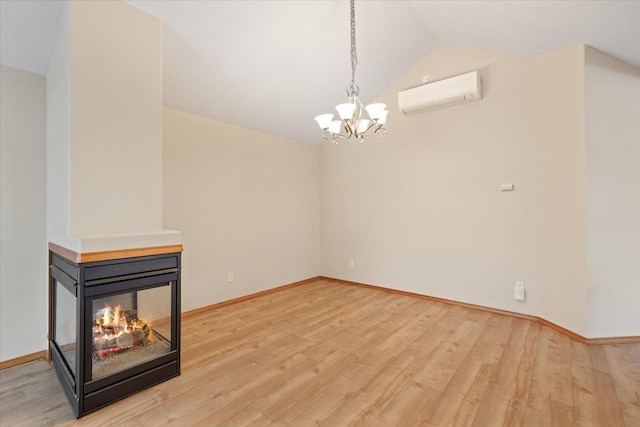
left=163, top=108, right=320, bottom=312
left=535, top=45, right=588, bottom=336
left=68, top=0, right=163, bottom=237
left=585, top=47, right=640, bottom=337
left=1, top=66, right=47, bottom=361
left=47, top=0, right=168, bottom=253
left=321, top=43, right=639, bottom=338
left=321, top=44, right=541, bottom=317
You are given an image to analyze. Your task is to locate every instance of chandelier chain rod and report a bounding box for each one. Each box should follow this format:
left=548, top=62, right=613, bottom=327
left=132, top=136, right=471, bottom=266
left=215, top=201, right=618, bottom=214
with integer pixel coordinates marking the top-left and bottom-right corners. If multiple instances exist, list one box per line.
left=349, top=0, right=358, bottom=96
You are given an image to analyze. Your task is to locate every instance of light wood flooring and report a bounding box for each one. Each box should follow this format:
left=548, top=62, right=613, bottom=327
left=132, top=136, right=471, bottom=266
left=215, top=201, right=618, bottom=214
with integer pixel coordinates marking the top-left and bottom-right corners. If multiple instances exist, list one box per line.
left=1, top=279, right=639, bottom=426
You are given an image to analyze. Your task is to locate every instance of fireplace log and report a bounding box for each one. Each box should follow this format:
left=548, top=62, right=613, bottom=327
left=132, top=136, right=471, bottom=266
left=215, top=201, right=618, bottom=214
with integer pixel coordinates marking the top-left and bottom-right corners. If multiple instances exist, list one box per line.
left=124, top=310, right=138, bottom=323
left=132, top=329, right=145, bottom=344
left=115, top=329, right=146, bottom=348
left=116, top=332, right=134, bottom=348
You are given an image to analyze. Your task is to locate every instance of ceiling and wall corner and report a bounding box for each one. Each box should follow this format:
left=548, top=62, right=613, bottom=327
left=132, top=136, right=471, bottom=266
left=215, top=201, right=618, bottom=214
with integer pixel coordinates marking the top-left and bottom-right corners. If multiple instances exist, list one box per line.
left=0, top=0, right=63, bottom=75
left=2, top=1, right=639, bottom=145
left=123, top=0, right=437, bottom=146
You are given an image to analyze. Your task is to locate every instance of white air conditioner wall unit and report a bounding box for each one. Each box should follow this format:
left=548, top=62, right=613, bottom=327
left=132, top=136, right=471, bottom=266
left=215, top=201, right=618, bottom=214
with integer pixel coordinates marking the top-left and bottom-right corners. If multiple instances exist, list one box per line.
left=398, top=71, right=481, bottom=115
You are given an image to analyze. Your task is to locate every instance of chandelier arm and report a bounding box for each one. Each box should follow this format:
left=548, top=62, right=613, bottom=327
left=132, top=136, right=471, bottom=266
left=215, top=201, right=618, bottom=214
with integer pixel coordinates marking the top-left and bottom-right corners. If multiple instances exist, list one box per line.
left=359, top=122, right=380, bottom=137
left=321, top=134, right=335, bottom=143
left=333, top=133, right=352, bottom=140
left=374, top=126, right=386, bottom=136
left=323, top=127, right=352, bottom=141
left=342, top=124, right=355, bottom=138
left=359, top=121, right=387, bottom=138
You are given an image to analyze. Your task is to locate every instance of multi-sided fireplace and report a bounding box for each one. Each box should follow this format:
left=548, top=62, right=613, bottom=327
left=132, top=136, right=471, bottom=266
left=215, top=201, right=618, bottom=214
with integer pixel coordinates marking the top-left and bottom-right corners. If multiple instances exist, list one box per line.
left=48, top=245, right=181, bottom=418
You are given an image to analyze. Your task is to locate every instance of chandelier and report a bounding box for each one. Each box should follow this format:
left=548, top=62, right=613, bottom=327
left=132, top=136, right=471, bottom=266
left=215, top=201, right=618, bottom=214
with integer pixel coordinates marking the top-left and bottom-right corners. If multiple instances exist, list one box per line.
left=314, top=0, right=388, bottom=144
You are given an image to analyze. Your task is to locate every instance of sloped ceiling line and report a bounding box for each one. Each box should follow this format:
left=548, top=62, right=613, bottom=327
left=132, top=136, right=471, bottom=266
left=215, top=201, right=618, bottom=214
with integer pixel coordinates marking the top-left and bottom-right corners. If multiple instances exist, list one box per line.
left=1, top=0, right=639, bottom=144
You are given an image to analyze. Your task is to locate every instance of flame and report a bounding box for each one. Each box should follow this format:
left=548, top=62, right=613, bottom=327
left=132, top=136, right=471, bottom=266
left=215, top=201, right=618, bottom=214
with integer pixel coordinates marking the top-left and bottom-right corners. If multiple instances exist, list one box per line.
left=114, top=305, right=121, bottom=327
left=102, top=304, right=111, bottom=325
left=93, top=303, right=149, bottom=348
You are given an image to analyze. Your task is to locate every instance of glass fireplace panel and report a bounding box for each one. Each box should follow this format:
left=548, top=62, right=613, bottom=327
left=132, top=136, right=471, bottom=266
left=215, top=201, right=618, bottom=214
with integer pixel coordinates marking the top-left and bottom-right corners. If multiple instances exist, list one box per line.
left=91, top=283, right=172, bottom=380
left=55, top=280, right=77, bottom=378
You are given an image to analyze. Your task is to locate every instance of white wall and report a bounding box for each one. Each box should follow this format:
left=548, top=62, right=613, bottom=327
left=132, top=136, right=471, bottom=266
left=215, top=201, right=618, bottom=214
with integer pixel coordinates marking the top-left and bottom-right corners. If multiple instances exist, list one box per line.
left=46, top=1, right=77, bottom=250
left=321, top=44, right=541, bottom=317
left=163, top=108, right=320, bottom=312
left=1, top=66, right=47, bottom=361
left=535, top=45, right=588, bottom=336
left=585, top=47, right=640, bottom=337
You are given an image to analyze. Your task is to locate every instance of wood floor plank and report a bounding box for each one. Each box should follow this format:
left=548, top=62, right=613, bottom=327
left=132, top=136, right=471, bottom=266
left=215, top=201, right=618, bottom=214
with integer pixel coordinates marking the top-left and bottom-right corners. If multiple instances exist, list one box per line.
left=502, top=320, right=540, bottom=426
left=426, top=358, right=485, bottom=426
left=570, top=340, right=624, bottom=426
left=318, top=354, right=420, bottom=426
left=471, top=318, right=531, bottom=426
left=602, top=344, right=640, bottom=426
left=1, top=278, right=639, bottom=426
left=447, top=361, right=493, bottom=427
left=374, top=379, right=441, bottom=426
left=523, top=325, right=577, bottom=426
left=412, top=319, right=486, bottom=392
left=216, top=404, right=264, bottom=426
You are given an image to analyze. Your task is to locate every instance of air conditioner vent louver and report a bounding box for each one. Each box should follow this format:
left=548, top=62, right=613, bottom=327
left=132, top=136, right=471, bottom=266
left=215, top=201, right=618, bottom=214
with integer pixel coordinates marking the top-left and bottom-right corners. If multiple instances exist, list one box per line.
left=398, top=71, right=481, bottom=115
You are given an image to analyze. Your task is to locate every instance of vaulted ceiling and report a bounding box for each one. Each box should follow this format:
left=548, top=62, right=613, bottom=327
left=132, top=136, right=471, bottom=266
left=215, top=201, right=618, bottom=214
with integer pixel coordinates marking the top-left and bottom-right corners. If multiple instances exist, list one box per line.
left=2, top=1, right=639, bottom=144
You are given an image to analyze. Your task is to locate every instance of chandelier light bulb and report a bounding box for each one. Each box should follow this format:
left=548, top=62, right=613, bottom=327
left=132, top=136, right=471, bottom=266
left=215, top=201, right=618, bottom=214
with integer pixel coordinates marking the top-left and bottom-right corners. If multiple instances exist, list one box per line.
left=336, top=103, right=357, bottom=120
left=357, top=119, right=370, bottom=133
left=314, top=114, right=334, bottom=130
left=365, top=103, right=386, bottom=119
left=377, top=110, right=389, bottom=125
left=329, top=120, right=342, bottom=134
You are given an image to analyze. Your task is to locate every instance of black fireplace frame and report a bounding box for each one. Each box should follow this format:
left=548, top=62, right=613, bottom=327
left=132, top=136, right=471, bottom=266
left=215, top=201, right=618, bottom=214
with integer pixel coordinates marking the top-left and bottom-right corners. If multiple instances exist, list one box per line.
left=48, top=249, right=181, bottom=418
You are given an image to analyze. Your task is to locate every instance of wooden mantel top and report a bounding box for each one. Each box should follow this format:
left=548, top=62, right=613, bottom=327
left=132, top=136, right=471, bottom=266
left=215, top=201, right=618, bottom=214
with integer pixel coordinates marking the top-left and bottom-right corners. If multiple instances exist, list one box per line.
left=49, top=242, right=183, bottom=264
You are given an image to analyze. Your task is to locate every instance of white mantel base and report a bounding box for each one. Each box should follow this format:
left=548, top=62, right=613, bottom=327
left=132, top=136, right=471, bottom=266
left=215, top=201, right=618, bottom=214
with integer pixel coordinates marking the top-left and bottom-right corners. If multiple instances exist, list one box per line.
left=72, top=230, right=181, bottom=253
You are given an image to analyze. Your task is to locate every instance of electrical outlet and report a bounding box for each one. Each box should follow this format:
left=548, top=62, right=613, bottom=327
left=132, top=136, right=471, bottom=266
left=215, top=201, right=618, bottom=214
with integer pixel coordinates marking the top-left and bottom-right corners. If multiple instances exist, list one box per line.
left=227, top=272, right=233, bottom=282
left=349, top=259, right=355, bottom=268
left=514, top=281, right=525, bottom=301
